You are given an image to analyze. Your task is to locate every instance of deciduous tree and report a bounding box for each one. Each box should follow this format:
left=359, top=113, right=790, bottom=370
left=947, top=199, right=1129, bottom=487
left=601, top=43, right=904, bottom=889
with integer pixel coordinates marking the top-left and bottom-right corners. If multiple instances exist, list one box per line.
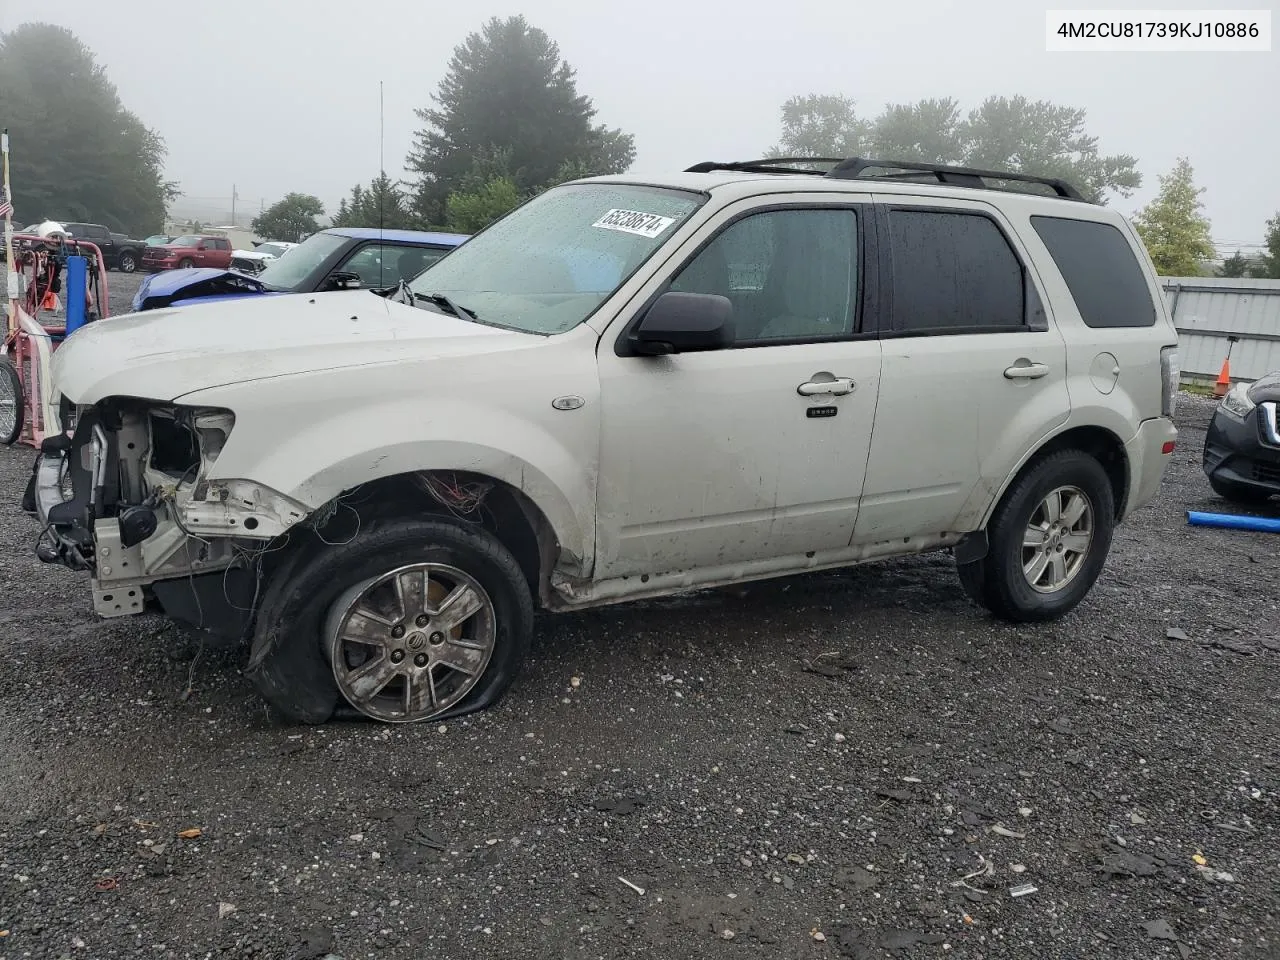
left=0, top=23, right=173, bottom=235
left=251, top=193, right=324, bottom=243
left=767, top=92, right=1141, bottom=202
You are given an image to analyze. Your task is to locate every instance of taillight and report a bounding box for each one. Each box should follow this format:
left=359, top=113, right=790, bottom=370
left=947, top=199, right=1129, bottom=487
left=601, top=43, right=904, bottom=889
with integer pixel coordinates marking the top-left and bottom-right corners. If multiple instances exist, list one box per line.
left=1160, top=346, right=1179, bottom=418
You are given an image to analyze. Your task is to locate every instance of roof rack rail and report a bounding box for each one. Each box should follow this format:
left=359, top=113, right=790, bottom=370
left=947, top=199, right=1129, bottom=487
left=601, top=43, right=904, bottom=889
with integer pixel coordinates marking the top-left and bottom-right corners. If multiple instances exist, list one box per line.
left=826, top=157, right=1087, bottom=201
left=684, top=158, right=845, bottom=176
left=684, top=156, right=1088, bottom=202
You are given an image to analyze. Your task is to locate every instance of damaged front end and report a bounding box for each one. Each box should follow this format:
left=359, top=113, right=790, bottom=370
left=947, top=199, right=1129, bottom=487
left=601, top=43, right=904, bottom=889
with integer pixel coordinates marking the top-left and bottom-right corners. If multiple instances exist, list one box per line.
left=33, top=397, right=310, bottom=640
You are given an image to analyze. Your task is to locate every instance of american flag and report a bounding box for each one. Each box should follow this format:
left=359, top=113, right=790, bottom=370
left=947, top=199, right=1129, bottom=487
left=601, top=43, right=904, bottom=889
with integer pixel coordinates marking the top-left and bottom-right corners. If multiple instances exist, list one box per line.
left=0, top=186, right=12, bottom=220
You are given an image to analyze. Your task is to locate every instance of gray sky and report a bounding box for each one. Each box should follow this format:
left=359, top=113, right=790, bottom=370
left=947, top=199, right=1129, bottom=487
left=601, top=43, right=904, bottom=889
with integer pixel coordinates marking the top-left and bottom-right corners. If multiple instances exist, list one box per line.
left=2, top=0, right=1276, bottom=248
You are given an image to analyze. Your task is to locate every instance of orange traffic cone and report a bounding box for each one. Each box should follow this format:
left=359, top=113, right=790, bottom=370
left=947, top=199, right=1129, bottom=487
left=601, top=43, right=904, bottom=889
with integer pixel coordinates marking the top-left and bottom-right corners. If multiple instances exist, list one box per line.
left=1214, top=357, right=1231, bottom=397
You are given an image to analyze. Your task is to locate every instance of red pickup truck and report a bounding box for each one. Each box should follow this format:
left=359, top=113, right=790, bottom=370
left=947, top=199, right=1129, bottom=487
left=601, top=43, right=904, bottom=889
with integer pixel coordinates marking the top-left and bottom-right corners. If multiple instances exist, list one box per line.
left=141, top=234, right=233, bottom=272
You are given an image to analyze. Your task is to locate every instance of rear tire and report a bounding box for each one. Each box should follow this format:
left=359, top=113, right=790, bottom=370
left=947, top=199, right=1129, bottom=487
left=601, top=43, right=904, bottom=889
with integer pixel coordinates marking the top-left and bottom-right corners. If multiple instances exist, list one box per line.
left=956, top=450, right=1115, bottom=622
left=0, top=357, right=23, bottom=446
left=245, top=517, right=533, bottom=724
left=1209, top=475, right=1272, bottom=505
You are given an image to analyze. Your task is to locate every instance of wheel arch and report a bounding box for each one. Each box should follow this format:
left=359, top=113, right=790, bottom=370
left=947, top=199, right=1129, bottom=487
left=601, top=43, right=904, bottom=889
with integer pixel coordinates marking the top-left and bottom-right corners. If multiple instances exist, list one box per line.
left=283, top=469, right=563, bottom=608
left=981, top=423, right=1130, bottom=530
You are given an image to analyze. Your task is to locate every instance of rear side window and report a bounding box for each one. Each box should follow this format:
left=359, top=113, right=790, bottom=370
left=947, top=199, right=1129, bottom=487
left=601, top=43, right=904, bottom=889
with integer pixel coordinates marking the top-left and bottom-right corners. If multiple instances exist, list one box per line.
left=1030, top=216, right=1156, bottom=328
left=887, top=209, right=1025, bottom=334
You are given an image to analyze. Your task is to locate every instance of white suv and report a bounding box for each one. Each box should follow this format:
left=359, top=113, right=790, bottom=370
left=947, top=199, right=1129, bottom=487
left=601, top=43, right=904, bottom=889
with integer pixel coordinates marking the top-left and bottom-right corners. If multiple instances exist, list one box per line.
left=33, top=158, right=1180, bottom=725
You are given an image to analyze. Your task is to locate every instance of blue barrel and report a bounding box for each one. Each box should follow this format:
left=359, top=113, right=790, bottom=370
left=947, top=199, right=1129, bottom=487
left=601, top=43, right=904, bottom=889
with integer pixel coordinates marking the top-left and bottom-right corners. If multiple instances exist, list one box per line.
left=64, top=255, right=88, bottom=335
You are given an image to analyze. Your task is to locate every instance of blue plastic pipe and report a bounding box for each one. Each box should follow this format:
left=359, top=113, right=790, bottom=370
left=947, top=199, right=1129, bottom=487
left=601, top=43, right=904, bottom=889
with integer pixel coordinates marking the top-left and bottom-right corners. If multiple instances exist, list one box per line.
left=1187, top=510, right=1280, bottom=533
left=64, top=255, right=87, bottom=335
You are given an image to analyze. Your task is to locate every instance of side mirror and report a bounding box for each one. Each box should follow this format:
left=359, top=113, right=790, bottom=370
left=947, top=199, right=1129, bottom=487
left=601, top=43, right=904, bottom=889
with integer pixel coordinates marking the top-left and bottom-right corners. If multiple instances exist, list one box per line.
left=630, top=291, right=734, bottom=356
left=328, top=271, right=362, bottom=291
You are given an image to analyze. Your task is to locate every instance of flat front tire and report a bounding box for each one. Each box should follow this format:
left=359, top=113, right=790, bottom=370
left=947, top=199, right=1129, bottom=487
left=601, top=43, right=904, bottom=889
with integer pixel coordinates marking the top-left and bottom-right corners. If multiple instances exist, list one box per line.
left=957, top=450, right=1115, bottom=622
left=246, top=517, right=533, bottom=724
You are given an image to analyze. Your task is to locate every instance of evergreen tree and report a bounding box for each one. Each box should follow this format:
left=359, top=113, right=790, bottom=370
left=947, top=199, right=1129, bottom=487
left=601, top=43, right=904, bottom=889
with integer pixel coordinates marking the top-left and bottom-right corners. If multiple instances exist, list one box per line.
left=407, top=16, right=635, bottom=225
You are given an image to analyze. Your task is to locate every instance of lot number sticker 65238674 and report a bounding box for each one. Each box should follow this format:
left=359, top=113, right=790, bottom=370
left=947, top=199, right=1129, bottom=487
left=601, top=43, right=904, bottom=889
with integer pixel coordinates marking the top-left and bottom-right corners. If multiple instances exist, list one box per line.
left=592, top=209, right=677, bottom=239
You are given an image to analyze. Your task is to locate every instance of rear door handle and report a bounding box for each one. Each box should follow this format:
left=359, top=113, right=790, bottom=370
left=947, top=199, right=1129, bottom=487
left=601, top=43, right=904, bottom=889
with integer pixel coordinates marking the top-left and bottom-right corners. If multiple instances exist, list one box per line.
left=798, top=377, right=855, bottom=397
left=1004, top=362, right=1050, bottom=380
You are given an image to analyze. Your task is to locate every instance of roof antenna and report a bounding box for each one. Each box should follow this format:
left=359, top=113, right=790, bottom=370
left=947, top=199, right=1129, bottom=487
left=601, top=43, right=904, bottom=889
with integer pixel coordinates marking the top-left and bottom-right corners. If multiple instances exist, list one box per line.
left=378, top=79, right=385, bottom=289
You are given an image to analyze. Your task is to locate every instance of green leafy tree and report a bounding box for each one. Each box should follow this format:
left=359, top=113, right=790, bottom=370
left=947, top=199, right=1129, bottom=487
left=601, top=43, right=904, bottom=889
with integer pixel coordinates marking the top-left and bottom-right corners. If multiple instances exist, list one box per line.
left=251, top=192, right=324, bottom=243
left=767, top=93, right=1141, bottom=202
left=1132, top=158, right=1214, bottom=276
left=1253, top=212, right=1280, bottom=279
left=957, top=96, right=1140, bottom=201
left=445, top=176, right=522, bottom=234
left=1217, top=251, right=1251, bottom=278
left=407, top=15, right=635, bottom=225
left=0, top=23, right=172, bottom=235
left=770, top=94, right=870, bottom=159
left=330, top=173, right=417, bottom=230
left=869, top=97, right=963, bottom=163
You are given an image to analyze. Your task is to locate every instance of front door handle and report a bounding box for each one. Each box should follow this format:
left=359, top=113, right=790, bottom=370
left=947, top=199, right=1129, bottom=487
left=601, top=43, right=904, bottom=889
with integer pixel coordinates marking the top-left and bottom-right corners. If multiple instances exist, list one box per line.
left=1004, top=362, right=1050, bottom=380
left=798, top=377, right=855, bottom=397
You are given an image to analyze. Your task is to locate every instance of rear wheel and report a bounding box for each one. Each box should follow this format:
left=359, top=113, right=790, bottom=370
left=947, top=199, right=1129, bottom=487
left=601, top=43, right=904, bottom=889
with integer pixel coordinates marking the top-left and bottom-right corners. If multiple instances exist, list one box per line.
left=957, top=450, right=1115, bottom=622
left=246, top=517, right=533, bottom=724
left=0, top=357, right=23, bottom=446
left=1209, top=475, right=1273, bottom=505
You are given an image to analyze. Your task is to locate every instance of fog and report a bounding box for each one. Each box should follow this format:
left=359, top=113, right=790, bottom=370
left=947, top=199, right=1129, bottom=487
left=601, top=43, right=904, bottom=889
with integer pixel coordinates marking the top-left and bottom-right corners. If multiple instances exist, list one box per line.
left=1, top=0, right=1274, bottom=244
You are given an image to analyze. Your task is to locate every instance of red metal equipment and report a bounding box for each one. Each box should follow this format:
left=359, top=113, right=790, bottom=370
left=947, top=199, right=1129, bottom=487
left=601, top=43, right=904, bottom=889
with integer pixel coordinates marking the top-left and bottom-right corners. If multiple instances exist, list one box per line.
left=2, top=233, right=110, bottom=447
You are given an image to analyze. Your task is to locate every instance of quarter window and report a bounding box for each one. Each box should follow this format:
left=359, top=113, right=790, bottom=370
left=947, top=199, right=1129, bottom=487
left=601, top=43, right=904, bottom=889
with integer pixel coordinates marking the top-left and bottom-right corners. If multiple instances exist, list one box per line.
left=887, top=209, right=1025, bottom=333
left=668, top=208, right=859, bottom=343
left=1030, top=216, right=1157, bottom=328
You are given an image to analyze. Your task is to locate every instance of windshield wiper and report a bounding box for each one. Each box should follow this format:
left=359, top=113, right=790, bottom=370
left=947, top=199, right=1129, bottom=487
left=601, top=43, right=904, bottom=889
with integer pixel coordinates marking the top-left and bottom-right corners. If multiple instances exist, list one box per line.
left=413, top=290, right=479, bottom=322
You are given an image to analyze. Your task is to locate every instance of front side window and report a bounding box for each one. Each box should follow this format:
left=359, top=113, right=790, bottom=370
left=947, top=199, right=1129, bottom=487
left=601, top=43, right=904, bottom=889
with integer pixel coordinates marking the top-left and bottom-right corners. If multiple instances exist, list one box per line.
left=667, top=208, right=859, bottom=343
left=257, top=231, right=349, bottom=291
left=887, top=209, right=1025, bottom=334
left=408, top=183, right=705, bottom=334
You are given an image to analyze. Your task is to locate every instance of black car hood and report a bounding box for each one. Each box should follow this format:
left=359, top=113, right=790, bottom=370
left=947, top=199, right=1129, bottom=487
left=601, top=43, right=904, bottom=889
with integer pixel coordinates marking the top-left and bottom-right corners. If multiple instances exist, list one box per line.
left=1248, top=372, right=1280, bottom=403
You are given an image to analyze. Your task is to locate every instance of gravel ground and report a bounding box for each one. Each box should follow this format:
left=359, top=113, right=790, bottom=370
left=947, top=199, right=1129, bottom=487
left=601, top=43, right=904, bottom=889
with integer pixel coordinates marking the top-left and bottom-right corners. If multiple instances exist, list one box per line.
left=1, top=276, right=1277, bottom=959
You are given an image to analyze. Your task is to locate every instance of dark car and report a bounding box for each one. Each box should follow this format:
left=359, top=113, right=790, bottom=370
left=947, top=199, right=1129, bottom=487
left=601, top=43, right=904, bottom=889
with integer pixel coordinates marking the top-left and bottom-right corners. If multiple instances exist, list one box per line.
left=251, top=227, right=468, bottom=292
left=1202, top=372, right=1280, bottom=503
left=29, top=222, right=148, bottom=273
left=130, top=227, right=468, bottom=311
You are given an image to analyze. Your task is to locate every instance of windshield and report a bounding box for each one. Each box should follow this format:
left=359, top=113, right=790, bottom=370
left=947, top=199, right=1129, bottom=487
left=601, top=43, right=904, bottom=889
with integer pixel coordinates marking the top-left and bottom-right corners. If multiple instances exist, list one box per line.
left=407, top=183, right=705, bottom=334
left=144, top=235, right=169, bottom=245
left=170, top=235, right=202, bottom=247
left=257, top=243, right=291, bottom=258
left=256, top=231, right=347, bottom=290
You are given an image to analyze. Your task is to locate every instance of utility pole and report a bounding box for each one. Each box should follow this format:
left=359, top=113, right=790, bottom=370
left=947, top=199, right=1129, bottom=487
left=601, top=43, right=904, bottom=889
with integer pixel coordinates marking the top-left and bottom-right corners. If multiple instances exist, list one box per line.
left=231, top=184, right=237, bottom=226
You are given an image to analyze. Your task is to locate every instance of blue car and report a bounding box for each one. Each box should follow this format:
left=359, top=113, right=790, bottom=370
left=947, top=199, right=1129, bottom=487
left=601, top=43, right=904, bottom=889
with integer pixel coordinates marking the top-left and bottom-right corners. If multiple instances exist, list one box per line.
left=132, top=226, right=468, bottom=311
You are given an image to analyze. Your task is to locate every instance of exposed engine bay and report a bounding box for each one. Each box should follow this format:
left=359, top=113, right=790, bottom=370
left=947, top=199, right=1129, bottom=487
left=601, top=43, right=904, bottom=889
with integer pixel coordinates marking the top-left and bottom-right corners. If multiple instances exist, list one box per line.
left=34, top=398, right=309, bottom=631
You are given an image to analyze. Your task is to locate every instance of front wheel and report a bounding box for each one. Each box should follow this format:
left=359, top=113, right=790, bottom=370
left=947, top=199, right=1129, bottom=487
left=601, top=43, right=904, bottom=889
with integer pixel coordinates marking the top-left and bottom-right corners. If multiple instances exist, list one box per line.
left=0, top=357, right=23, bottom=446
left=118, top=251, right=137, bottom=273
left=178, top=258, right=194, bottom=269
left=957, top=450, right=1115, bottom=622
left=1209, top=474, right=1273, bottom=505
left=246, top=517, right=533, bottom=724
